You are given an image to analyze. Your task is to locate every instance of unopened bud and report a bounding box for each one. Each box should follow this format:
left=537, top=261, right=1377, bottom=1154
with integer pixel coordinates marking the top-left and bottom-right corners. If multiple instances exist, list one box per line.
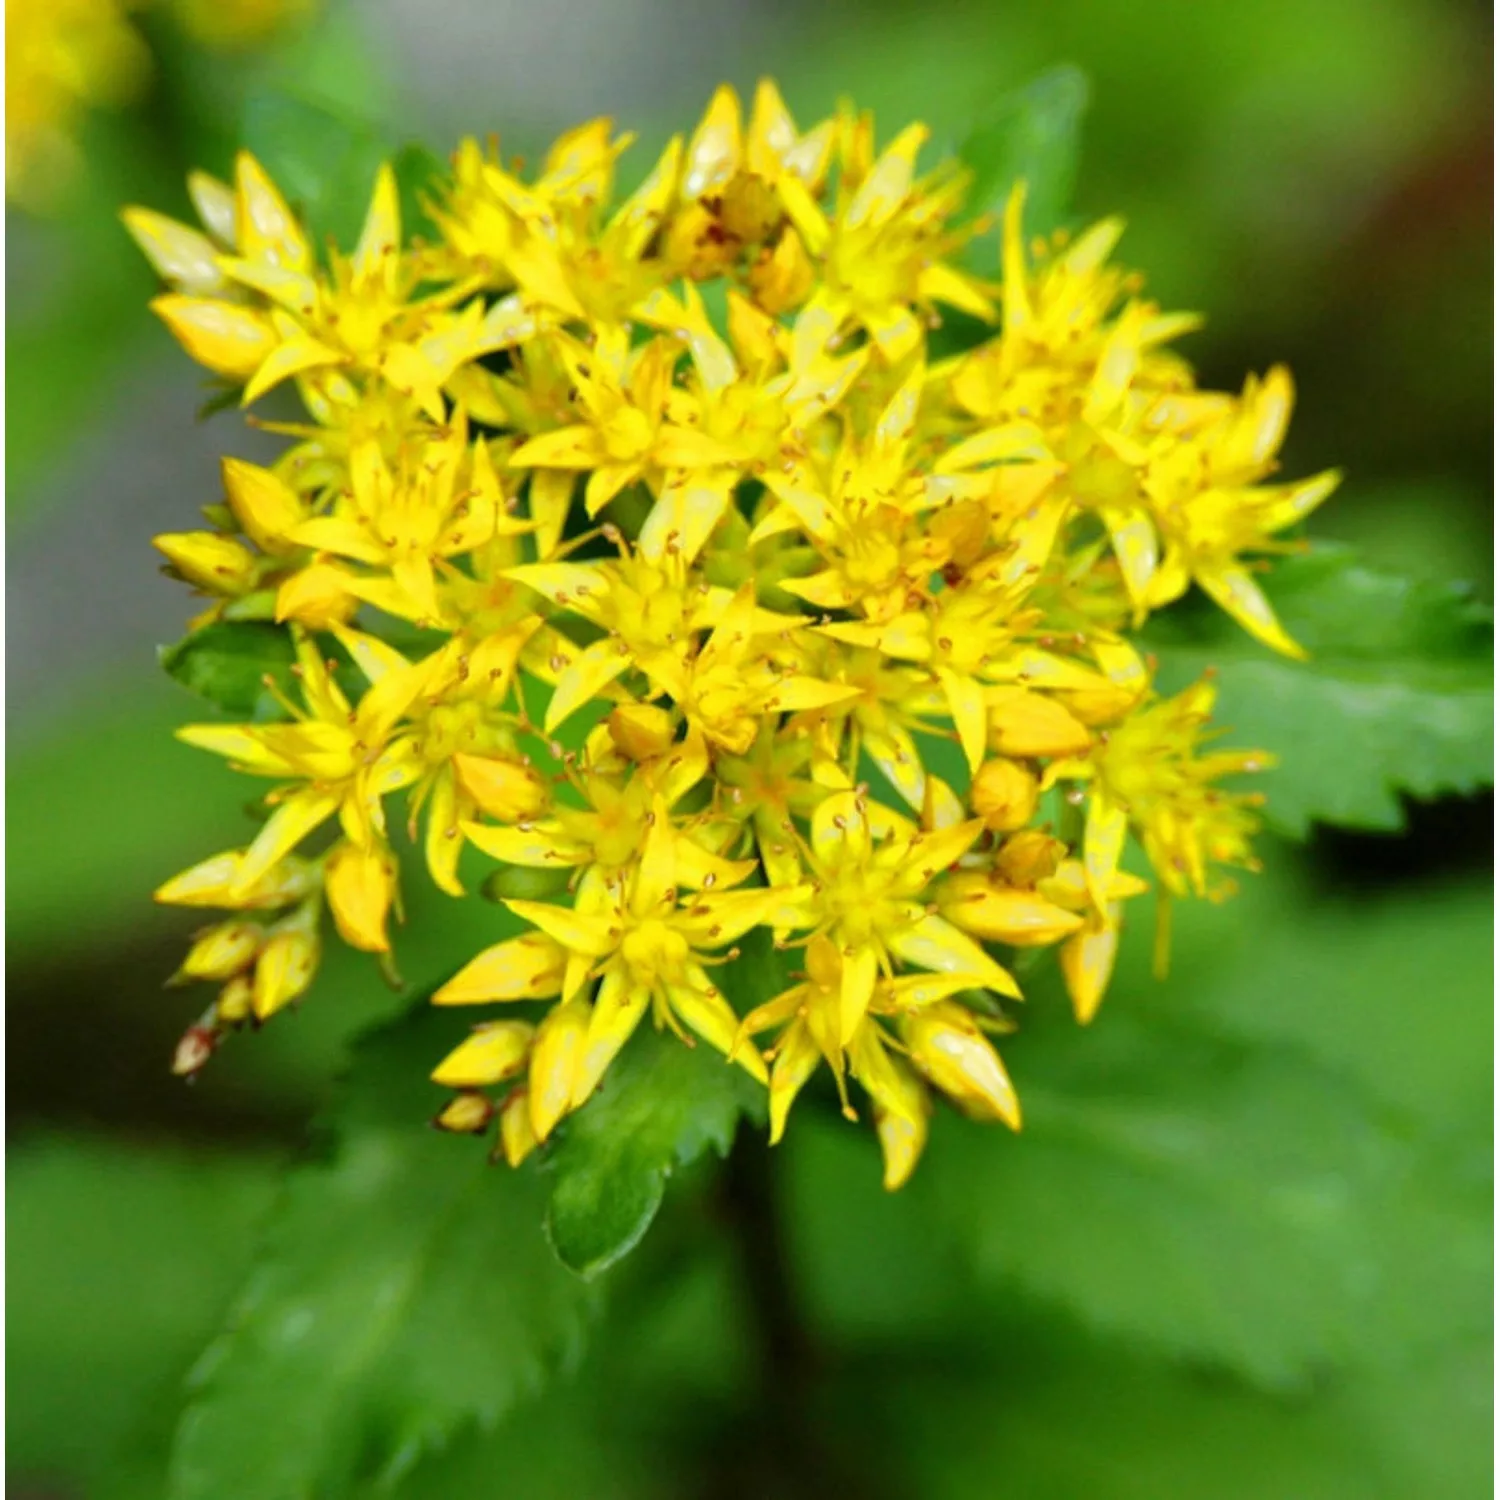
left=154, top=531, right=258, bottom=596
left=969, top=758, right=1039, bottom=832
left=222, top=457, right=304, bottom=552
left=452, top=753, right=549, bottom=821
left=431, top=1020, right=535, bottom=1088
left=988, top=689, right=1092, bottom=759
left=433, top=1091, right=495, bottom=1134
left=173, top=921, right=262, bottom=984
left=994, top=830, right=1065, bottom=889
left=172, top=1024, right=219, bottom=1077
left=217, top=972, right=255, bottom=1024
left=607, top=703, right=676, bottom=761
left=251, top=928, right=319, bottom=1020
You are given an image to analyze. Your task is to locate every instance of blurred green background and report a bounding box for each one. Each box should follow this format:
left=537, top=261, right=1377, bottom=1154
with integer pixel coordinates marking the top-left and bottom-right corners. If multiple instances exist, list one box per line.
left=7, top=1, right=1492, bottom=1496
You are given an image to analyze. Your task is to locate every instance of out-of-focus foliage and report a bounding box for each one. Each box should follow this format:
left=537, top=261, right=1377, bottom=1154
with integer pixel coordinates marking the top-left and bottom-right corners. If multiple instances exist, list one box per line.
left=8, top=1, right=1490, bottom=1497
left=1146, top=546, right=1495, bottom=836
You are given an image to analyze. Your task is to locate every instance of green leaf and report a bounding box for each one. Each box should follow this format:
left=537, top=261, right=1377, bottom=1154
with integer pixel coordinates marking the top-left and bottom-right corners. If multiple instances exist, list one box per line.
left=914, top=848, right=1490, bottom=1390
left=960, top=65, right=1089, bottom=243
left=240, top=91, right=390, bottom=248
left=168, top=1002, right=597, bottom=1500
left=859, top=1314, right=1483, bottom=1500
left=391, top=143, right=449, bottom=243
left=8, top=1138, right=281, bottom=1499
left=1146, top=545, right=1494, bottom=836
left=160, top=621, right=297, bottom=718
left=542, top=930, right=783, bottom=1277
left=394, top=1248, right=753, bottom=1499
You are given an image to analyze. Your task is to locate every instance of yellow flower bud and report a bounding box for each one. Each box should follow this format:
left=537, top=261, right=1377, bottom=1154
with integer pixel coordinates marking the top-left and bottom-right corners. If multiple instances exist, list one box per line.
left=748, top=226, right=814, bottom=315
left=927, top=499, right=990, bottom=571
left=903, top=1002, right=1021, bottom=1129
left=150, top=294, right=276, bottom=379
left=607, top=703, right=676, bottom=761
left=938, top=872, right=1084, bottom=947
left=217, top=972, right=255, bottom=1024
left=121, top=206, right=226, bottom=295
left=154, top=850, right=315, bottom=910
left=221, top=457, right=304, bottom=552
left=172, top=1024, right=219, bottom=1078
left=431, top=1020, right=535, bottom=1089
left=987, top=688, right=1093, bottom=759
left=173, top=920, right=262, bottom=983
left=433, top=1091, right=495, bottom=1135
left=663, top=203, right=737, bottom=281
left=273, top=564, right=363, bottom=629
left=154, top=531, right=258, bottom=595
left=324, top=840, right=395, bottom=953
left=251, top=928, right=318, bottom=1020
left=969, top=758, right=1039, bottom=832
left=719, top=171, right=781, bottom=243
left=993, top=830, right=1066, bottom=889
left=451, top=753, right=549, bottom=822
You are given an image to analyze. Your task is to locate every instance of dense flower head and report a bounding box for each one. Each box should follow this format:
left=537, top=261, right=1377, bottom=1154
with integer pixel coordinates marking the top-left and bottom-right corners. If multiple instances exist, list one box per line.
left=131, top=81, right=1338, bottom=1187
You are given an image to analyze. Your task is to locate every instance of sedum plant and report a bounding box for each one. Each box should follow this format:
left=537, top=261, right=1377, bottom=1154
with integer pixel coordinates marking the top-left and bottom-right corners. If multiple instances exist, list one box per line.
left=98, top=71, right=1495, bottom=1500
left=126, top=79, right=1343, bottom=1193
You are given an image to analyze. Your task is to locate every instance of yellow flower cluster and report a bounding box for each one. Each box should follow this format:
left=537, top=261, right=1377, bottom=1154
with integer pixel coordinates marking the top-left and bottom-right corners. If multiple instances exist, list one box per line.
left=130, top=82, right=1337, bottom=1188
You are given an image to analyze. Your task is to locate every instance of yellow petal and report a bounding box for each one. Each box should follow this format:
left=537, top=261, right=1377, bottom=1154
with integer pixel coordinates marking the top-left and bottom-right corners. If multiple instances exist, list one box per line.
left=1197, top=564, right=1307, bottom=660
left=503, top=898, right=618, bottom=958
left=243, top=336, right=343, bottom=406
left=352, top=162, right=400, bottom=282
left=188, top=169, right=236, bottom=242
left=423, top=770, right=466, bottom=898
left=668, top=976, right=769, bottom=1082
left=938, top=667, right=988, bottom=774
left=529, top=996, right=591, bottom=1141
left=431, top=1019, right=535, bottom=1088
left=234, top=151, right=311, bottom=271
left=544, top=637, right=632, bottom=733
left=1084, top=794, right=1129, bottom=914
left=938, top=875, right=1084, bottom=947
left=151, top=294, right=276, bottom=378
left=434, top=934, right=568, bottom=1005
left=887, top=913, right=1021, bottom=1000
left=838, top=943, right=878, bottom=1047
left=570, top=967, right=649, bottom=1105
left=768, top=1019, right=820, bottom=1144
left=1061, top=912, right=1122, bottom=1025
left=499, top=1088, right=539, bottom=1166
left=122, top=206, right=225, bottom=294
left=173, top=920, right=262, bottom=983
left=904, top=1002, right=1021, bottom=1129
left=154, top=849, right=313, bottom=909
left=234, top=789, right=341, bottom=895
left=324, top=839, right=396, bottom=952
left=683, top=83, right=743, bottom=199
left=463, top=819, right=580, bottom=869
